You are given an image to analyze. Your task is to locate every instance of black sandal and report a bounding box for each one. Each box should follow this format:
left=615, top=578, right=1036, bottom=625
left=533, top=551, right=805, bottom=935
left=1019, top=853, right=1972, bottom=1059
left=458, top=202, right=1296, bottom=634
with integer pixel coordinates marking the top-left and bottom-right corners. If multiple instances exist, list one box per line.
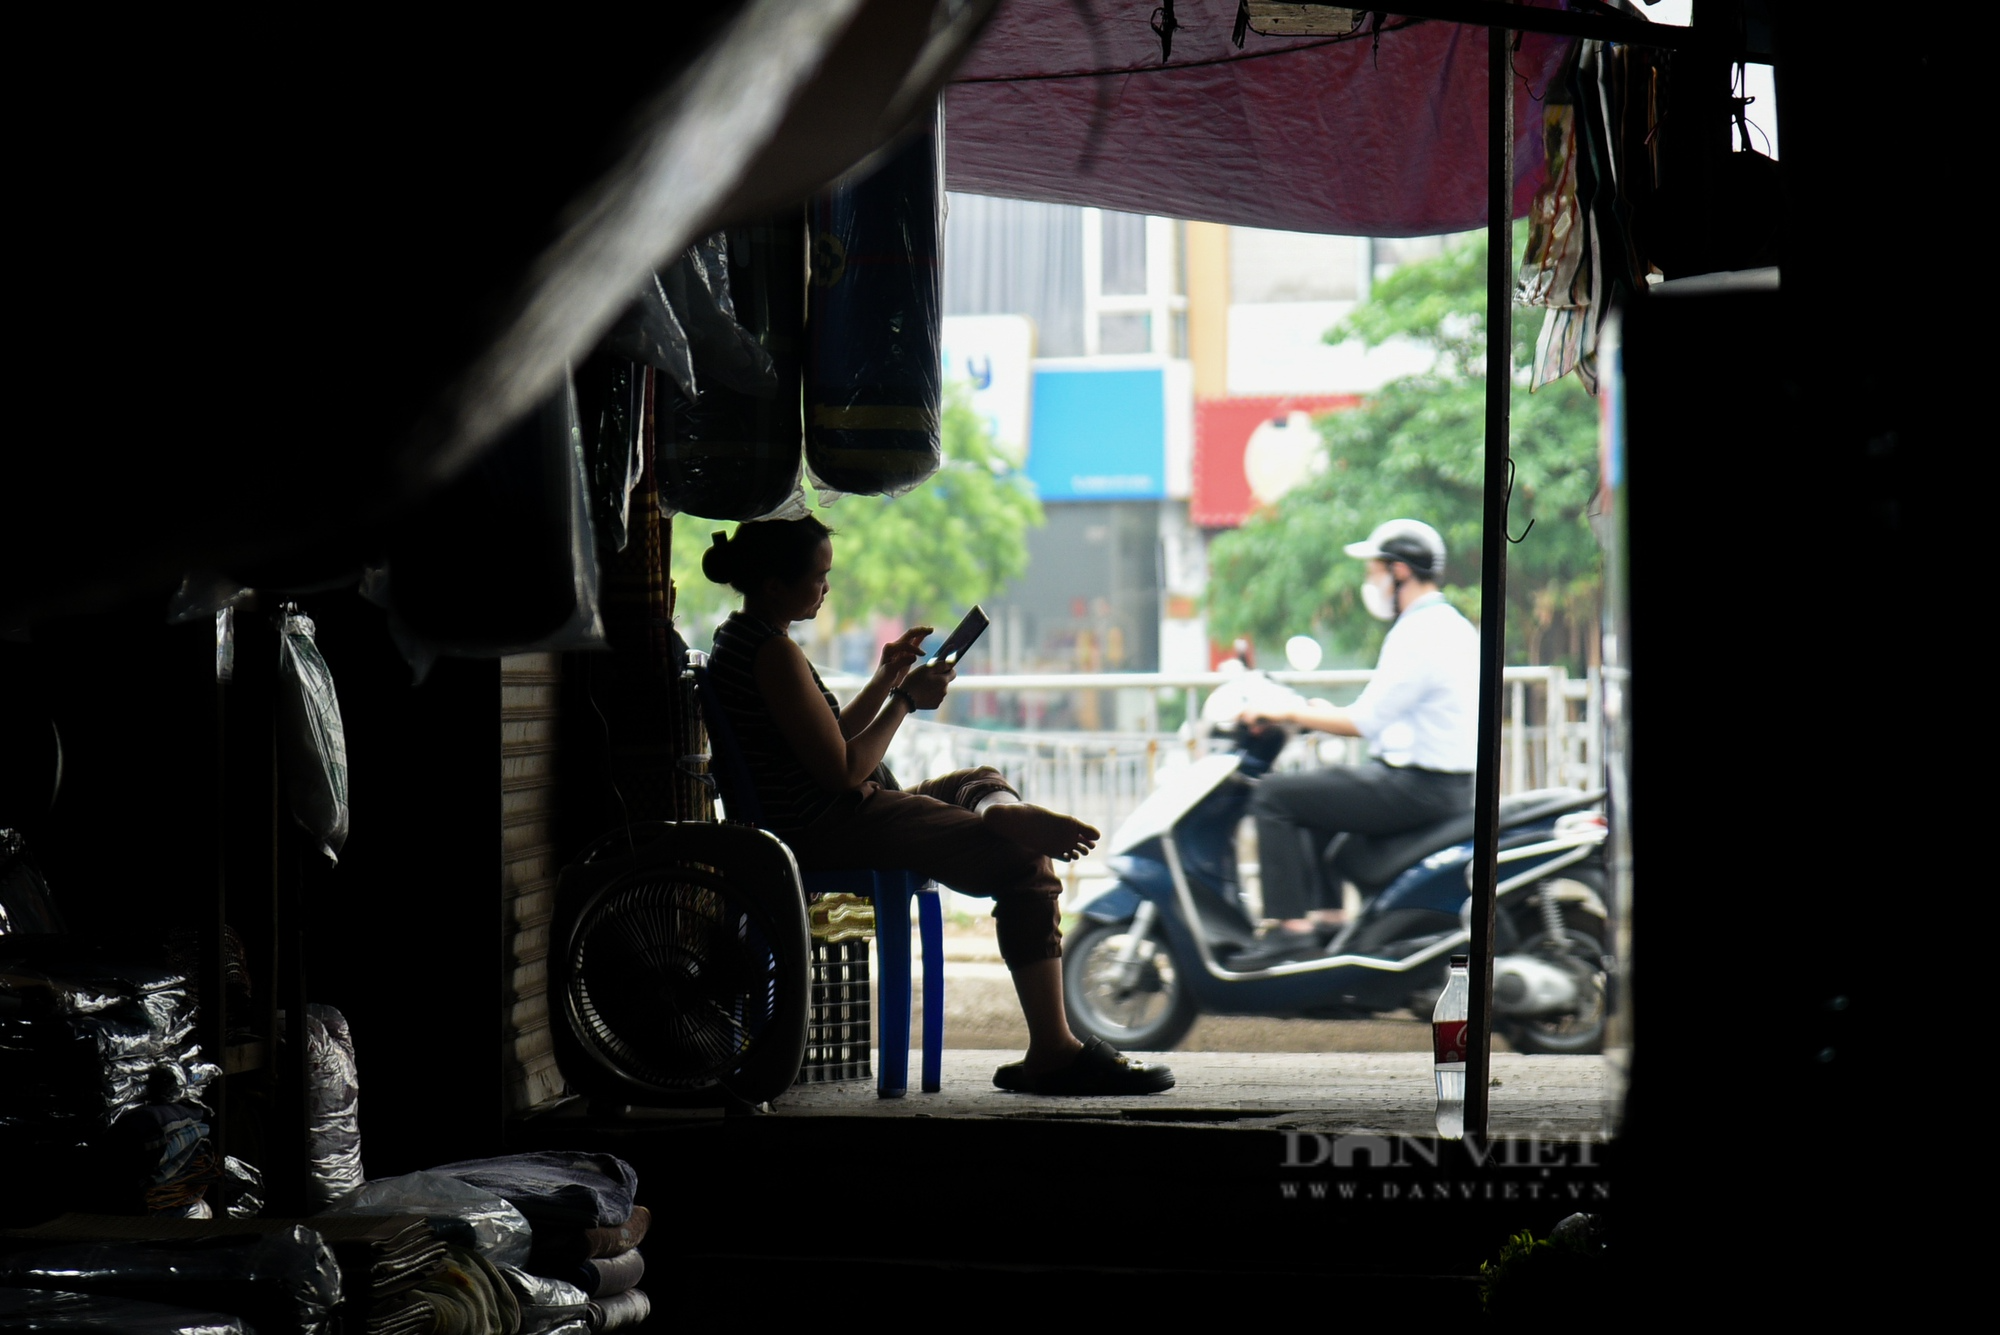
left=992, top=1038, right=1175, bottom=1095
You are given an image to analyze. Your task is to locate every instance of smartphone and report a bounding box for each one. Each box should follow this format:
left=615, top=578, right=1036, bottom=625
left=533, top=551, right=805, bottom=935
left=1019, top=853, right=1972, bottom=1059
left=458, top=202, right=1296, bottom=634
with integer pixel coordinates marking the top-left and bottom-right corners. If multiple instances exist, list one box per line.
left=926, top=605, right=990, bottom=667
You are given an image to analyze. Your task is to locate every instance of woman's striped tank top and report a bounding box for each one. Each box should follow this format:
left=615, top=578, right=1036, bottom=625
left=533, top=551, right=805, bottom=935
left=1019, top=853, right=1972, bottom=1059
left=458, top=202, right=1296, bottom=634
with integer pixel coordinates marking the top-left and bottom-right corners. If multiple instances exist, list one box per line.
left=708, top=612, right=843, bottom=834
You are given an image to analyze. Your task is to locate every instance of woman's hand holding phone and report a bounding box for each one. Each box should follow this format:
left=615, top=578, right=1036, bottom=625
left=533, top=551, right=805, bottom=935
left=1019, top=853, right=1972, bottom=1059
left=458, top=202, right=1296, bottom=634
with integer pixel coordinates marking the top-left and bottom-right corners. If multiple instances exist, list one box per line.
left=901, top=658, right=954, bottom=709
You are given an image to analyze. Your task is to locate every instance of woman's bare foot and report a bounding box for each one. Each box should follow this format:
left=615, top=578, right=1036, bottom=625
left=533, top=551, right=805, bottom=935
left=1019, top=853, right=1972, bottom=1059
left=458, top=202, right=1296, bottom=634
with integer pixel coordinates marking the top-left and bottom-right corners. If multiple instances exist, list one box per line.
left=982, top=803, right=1100, bottom=861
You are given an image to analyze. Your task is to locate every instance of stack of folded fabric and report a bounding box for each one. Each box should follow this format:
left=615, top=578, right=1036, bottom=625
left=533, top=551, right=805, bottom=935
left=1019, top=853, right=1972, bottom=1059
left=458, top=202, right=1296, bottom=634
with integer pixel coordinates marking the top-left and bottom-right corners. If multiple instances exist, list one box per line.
left=428, top=1152, right=651, bottom=1333
left=362, top=1243, right=521, bottom=1335
left=0, top=960, right=232, bottom=1218
left=306, top=1214, right=450, bottom=1335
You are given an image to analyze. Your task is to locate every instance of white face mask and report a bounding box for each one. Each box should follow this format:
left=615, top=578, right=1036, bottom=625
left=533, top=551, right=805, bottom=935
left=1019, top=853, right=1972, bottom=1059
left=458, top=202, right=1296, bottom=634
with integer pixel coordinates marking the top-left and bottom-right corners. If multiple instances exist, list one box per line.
left=1361, top=573, right=1398, bottom=621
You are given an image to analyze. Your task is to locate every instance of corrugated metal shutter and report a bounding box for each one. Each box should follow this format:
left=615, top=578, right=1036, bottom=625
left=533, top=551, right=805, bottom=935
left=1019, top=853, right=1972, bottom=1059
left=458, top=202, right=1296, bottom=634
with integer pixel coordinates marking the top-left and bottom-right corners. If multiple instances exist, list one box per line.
left=501, top=652, right=566, bottom=1113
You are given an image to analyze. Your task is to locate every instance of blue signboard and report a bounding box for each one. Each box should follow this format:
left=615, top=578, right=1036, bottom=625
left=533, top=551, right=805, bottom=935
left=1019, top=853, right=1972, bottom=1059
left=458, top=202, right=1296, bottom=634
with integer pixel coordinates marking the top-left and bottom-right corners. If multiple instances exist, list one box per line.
left=1026, top=365, right=1166, bottom=501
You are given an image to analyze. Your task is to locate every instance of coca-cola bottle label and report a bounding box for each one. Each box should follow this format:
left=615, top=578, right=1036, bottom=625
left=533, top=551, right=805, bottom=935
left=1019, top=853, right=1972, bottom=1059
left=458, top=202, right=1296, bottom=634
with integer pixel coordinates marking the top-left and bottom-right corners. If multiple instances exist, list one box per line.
left=1433, top=1020, right=1468, bottom=1065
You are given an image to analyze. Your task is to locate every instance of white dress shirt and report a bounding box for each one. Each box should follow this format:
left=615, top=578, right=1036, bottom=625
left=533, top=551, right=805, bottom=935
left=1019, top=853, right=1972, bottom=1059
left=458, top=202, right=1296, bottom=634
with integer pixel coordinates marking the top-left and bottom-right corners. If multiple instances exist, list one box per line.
left=1344, top=592, right=1479, bottom=772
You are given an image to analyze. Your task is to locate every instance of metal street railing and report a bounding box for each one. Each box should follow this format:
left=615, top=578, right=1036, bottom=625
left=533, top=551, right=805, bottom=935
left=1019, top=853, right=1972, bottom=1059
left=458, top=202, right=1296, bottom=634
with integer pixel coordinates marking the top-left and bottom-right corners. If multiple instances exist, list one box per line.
left=810, top=666, right=1602, bottom=917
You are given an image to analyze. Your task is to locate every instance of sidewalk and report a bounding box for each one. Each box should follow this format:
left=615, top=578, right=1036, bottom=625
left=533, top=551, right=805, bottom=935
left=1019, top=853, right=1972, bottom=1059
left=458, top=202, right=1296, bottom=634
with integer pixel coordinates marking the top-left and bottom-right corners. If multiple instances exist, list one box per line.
left=780, top=1049, right=1606, bottom=1138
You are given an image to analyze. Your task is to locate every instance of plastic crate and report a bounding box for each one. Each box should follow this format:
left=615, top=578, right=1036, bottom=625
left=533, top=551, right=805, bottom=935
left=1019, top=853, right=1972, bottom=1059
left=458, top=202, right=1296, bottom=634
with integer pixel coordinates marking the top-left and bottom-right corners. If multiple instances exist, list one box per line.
left=797, top=937, right=872, bottom=1083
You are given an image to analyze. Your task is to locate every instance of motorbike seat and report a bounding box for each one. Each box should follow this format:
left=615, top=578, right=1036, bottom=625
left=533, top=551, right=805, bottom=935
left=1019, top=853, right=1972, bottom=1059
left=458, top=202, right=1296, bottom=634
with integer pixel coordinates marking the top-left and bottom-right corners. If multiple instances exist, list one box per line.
left=1330, top=787, right=1602, bottom=891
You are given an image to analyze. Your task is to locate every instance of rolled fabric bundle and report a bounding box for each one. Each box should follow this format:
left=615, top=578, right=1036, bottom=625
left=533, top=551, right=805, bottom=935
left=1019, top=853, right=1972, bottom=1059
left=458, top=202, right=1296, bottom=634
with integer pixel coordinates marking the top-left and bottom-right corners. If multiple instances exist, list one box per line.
left=804, top=101, right=944, bottom=498
left=553, top=1246, right=644, bottom=1298
left=526, top=1204, right=650, bottom=1271
left=588, top=1288, right=651, bottom=1332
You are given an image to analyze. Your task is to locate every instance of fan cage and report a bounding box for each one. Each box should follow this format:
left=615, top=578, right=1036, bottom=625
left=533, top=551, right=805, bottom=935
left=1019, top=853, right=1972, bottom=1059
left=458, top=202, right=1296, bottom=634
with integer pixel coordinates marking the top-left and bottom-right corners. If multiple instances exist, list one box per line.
left=565, top=868, right=784, bottom=1091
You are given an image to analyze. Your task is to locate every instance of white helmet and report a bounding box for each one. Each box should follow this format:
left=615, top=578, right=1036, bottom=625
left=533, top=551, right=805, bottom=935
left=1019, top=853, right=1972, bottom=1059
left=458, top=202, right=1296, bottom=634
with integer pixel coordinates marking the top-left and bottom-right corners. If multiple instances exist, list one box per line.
left=1343, top=519, right=1445, bottom=582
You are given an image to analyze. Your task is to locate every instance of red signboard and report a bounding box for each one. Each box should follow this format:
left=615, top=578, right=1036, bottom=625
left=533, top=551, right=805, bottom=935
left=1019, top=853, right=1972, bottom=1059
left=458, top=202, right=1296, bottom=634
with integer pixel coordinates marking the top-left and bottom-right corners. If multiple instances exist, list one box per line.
left=1191, top=395, right=1359, bottom=528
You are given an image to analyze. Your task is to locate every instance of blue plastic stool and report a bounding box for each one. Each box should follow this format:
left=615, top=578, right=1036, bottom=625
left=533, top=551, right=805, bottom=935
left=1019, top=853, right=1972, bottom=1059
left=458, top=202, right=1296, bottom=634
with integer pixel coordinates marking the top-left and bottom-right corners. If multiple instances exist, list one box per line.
left=804, top=867, right=943, bottom=1096
left=692, top=662, right=945, bottom=1096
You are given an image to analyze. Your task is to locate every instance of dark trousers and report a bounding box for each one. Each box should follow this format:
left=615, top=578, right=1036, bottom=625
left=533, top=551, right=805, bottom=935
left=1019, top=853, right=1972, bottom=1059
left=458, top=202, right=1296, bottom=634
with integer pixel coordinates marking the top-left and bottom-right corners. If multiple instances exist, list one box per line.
left=784, top=767, right=1063, bottom=970
left=1249, top=762, right=1473, bottom=919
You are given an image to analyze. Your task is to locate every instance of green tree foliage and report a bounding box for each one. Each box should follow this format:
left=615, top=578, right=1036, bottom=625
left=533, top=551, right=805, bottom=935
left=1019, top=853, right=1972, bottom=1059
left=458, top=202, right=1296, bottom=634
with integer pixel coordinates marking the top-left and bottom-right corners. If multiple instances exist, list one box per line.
left=1205, top=231, right=1603, bottom=670
left=672, top=383, right=1043, bottom=640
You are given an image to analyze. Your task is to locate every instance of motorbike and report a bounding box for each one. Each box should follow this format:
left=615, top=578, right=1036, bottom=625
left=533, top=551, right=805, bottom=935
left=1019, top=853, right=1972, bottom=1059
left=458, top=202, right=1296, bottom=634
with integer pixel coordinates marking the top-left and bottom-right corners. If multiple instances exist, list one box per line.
left=1063, top=671, right=1610, bottom=1055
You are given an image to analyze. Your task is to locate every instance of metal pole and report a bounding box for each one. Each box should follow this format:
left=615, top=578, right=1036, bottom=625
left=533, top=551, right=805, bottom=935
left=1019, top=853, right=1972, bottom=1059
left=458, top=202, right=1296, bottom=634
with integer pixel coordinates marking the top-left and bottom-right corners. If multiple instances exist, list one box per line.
left=1465, top=16, right=1514, bottom=1143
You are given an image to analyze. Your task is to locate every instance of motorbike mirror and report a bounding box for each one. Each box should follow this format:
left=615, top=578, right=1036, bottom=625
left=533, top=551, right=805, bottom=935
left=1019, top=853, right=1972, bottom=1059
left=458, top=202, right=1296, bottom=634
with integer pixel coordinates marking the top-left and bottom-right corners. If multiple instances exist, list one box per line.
left=1284, top=635, right=1323, bottom=671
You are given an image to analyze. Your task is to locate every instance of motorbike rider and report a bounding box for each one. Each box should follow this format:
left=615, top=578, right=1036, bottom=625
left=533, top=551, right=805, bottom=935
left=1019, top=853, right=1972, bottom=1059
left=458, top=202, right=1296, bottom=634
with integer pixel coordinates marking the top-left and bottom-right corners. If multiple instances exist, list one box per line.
left=1235, top=519, right=1477, bottom=965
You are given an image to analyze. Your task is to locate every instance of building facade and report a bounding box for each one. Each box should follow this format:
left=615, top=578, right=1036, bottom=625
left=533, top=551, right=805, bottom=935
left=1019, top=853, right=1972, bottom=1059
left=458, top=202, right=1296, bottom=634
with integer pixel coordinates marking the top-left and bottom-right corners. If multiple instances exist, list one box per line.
left=942, top=196, right=1448, bottom=708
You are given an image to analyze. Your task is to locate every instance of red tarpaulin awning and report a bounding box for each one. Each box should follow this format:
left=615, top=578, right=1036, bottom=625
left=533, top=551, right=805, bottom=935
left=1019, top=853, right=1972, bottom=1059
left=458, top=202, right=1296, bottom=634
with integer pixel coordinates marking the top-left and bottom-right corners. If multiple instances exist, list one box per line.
left=946, top=0, right=1571, bottom=236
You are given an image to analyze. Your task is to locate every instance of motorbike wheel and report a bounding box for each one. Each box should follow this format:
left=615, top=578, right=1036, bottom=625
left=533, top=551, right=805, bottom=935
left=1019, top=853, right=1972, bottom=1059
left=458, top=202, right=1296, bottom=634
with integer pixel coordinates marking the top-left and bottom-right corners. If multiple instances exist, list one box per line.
left=1063, top=919, right=1199, bottom=1053
left=1501, top=884, right=1608, bottom=1055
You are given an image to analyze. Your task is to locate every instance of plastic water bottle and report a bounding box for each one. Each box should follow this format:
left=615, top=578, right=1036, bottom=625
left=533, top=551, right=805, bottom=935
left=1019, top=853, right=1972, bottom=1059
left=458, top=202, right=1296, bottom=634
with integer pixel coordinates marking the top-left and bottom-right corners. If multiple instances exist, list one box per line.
left=1433, top=954, right=1470, bottom=1139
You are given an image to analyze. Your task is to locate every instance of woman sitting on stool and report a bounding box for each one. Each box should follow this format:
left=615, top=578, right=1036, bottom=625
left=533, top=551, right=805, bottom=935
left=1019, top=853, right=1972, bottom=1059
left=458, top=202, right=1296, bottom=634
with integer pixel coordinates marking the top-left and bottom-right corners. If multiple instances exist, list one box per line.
left=701, top=515, right=1173, bottom=1095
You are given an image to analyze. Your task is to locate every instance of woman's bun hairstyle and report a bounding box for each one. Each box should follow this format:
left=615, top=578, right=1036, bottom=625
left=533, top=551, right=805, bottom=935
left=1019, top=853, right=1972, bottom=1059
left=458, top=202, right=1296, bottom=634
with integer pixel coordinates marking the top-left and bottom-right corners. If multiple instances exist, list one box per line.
left=701, top=530, right=735, bottom=585
left=701, top=516, right=835, bottom=595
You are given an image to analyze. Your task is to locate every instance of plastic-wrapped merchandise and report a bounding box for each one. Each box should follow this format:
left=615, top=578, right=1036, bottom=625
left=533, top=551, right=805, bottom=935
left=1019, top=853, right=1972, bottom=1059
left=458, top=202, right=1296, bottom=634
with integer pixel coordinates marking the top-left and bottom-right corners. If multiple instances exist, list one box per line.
left=99, top=1103, right=209, bottom=1195
left=0, top=1226, right=342, bottom=1335
left=0, top=1287, right=250, bottom=1334
left=319, top=1170, right=533, bottom=1269
left=0, top=831, right=64, bottom=936
left=600, top=271, right=696, bottom=402
left=163, top=574, right=254, bottom=627
left=493, top=1265, right=589, bottom=1335
left=0, top=965, right=212, bottom=1130
left=386, top=373, right=608, bottom=659
left=804, top=101, right=945, bottom=499
left=153, top=1200, right=213, bottom=1220
left=426, top=1151, right=638, bottom=1230
left=209, top=1156, right=264, bottom=1220
left=663, top=233, right=778, bottom=396
left=303, top=1004, right=362, bottom=1207
left=574, top=354, right=646, bottom=555
left=276, top=606, right=350, bottom=865
left=656, top=217, right=810, bottom=522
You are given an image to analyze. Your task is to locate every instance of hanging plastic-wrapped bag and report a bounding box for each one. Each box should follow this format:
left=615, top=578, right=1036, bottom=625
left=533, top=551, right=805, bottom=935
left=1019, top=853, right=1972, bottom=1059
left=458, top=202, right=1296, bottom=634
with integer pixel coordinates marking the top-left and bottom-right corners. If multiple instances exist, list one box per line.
left=804, top=101, right=944, bottom=499
left=664, top=231, right=778, bottom=396
left=574, top=353, right=645, bottom=554
left=277, top=606, right=349, bottom=865
left=599, top=272, right=696, bottom=402
left=656, top=218, right=810, bottom=521
left=384, top=372, right=606, bottom=658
